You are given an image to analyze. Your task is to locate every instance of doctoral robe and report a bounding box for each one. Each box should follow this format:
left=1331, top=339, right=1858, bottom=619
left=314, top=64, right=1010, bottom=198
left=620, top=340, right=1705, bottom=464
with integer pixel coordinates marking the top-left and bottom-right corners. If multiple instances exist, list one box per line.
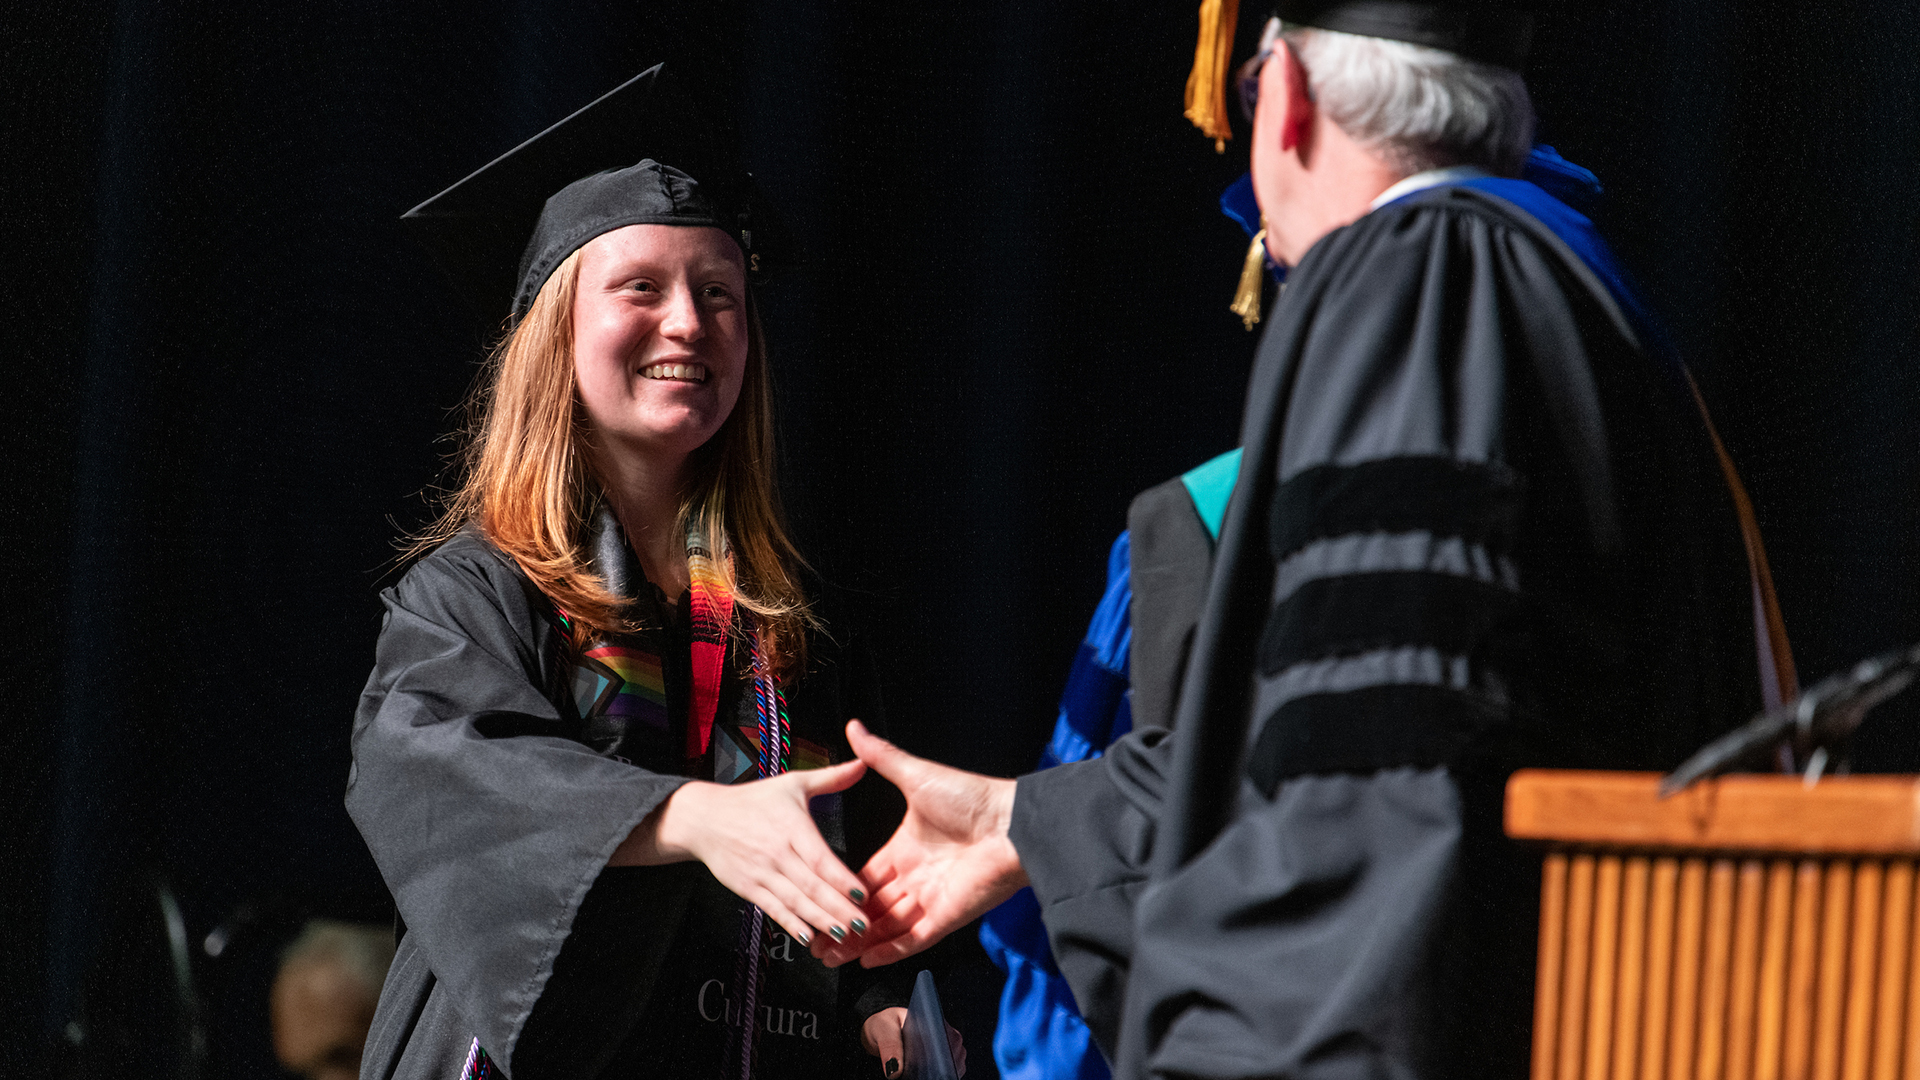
left=1010, top=181, right=1760, bottom=1080
left=348, top=526, right=904, bottom=1080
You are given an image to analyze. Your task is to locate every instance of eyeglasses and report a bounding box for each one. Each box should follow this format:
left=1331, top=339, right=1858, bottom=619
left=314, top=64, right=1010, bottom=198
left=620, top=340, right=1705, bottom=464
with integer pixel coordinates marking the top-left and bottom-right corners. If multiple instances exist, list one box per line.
left=1236, top=18, right=1286, bottom=122
left=1235, top=52, right=1270, bottom=121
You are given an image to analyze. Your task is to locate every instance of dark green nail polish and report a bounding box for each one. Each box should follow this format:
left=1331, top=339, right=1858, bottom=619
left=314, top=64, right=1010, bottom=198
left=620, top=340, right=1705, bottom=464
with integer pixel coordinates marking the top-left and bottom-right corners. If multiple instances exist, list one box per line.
left=829, top=925, right=846, bottom=942
left=797, top=931, right=811, bottom=947
left=886, top=1058, right=900, bottom=1077
left=851, top=918, right=867, bottom=934
left=850, top=887, right=866, bottom=903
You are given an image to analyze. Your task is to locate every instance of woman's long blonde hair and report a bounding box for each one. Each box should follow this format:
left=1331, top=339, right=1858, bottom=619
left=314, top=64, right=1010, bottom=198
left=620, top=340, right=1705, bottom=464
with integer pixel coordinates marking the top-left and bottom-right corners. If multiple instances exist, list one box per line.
left=409, top=246, right=811, bottom=672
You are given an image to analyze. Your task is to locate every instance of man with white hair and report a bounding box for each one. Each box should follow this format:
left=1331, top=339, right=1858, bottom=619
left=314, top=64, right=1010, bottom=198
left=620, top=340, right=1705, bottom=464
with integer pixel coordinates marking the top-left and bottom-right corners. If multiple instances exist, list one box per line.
left=821, top=3, right=1786, bottom=1078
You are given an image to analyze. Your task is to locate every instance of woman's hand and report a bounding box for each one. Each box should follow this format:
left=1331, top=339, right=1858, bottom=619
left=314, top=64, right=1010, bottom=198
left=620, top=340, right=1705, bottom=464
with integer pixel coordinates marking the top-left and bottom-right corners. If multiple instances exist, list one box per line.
left=612, top=759, right=872, bottom=947
left=861, top=1008, right=966, bottom=1078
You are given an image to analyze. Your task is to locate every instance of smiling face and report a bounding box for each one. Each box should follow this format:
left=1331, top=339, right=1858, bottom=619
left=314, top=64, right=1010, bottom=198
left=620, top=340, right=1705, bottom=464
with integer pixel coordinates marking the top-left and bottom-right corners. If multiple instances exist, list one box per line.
left=571, top=223, right=750, bottom=469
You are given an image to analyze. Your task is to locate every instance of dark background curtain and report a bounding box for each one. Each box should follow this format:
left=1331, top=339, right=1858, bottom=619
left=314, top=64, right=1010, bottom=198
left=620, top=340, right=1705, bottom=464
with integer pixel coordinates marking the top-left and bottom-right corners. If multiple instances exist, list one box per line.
left=4, top=1, right=1916, bottom=1075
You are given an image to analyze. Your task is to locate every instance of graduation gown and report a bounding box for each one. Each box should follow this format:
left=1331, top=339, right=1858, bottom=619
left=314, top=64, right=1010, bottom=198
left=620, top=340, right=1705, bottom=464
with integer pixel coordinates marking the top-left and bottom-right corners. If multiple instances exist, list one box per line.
left=347, top=527, right=903, bottom=1080
left=1010, top=183, right=1759, bottom=1080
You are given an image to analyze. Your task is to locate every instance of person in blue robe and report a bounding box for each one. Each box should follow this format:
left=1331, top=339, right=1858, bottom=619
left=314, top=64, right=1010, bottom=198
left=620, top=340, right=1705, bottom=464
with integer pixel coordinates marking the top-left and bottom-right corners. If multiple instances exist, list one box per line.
left=976, top=452, right=1235, bottom=1080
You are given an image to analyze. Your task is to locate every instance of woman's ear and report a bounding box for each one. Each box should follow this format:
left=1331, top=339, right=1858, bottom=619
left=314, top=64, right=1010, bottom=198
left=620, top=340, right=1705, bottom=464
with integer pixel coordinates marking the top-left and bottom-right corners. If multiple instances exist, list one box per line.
left=1277, top=40, right=1315, bottom=154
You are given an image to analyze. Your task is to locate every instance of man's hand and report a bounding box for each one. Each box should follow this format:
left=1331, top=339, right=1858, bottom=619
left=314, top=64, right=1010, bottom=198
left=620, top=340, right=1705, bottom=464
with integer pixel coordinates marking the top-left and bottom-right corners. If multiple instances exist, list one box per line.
left=814, top=720, right=1027, bottom=968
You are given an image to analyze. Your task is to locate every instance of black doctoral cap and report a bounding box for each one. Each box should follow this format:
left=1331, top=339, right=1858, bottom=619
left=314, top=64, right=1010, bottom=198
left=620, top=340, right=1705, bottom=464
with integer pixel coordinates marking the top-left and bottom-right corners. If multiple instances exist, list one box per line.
left=1184, top=0, right=1537, bottom=149
left=1274, top=0, right=1535, bottom=69
left=402, top=64, right=779, bottom=323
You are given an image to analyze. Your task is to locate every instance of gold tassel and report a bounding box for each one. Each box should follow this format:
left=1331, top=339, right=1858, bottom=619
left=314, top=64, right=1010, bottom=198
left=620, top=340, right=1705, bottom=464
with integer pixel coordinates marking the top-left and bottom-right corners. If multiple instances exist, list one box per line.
left=1230, top=224, right=1268, bottom=330
left=1183, top=0, right=1241, bottom=152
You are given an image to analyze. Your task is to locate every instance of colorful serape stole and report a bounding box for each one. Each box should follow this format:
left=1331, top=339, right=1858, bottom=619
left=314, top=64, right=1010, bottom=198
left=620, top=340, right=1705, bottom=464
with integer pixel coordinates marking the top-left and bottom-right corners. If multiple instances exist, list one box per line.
left=551, top=598, right=670, bottom=734
left=574, top=644, right=668, bottom=730
left=554, top=523, right=795, bottom=1080
left=686, top=521, right=736, bottom=759
left=725, top=615, right=792, bottom=1080
left=459, top=1038, right=499, bottom=1080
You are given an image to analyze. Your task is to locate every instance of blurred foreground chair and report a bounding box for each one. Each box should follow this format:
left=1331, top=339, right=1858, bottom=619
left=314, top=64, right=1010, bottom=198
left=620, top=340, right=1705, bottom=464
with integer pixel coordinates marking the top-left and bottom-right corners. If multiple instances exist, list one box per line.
left=1506, top=770, right=1920, bottom=1080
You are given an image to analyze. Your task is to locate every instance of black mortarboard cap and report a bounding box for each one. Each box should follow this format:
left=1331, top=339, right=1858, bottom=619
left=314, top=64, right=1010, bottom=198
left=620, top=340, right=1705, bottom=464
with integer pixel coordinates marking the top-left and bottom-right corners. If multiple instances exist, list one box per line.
left=1275, top=1, right=1535, bottom=69
left=402, top=64, right=780, bottom=322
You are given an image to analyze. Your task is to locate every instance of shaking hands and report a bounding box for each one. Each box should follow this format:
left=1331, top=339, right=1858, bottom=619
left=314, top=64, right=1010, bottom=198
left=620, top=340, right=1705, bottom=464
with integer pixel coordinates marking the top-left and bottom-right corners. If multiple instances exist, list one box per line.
left=813, top=720, right=1029, bottom=969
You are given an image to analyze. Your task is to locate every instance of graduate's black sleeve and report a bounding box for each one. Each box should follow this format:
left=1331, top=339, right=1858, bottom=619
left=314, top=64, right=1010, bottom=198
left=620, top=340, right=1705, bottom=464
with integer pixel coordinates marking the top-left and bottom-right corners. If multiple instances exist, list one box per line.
left=346, top=535, right=692, bottom=1076
left=512, top=863, right=704, bottom=1078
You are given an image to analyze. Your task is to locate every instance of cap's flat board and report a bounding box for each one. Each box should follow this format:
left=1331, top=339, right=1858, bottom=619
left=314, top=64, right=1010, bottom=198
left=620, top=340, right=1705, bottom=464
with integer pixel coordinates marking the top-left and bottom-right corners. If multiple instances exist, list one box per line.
left=1505, top=770, right=1920, bottom=854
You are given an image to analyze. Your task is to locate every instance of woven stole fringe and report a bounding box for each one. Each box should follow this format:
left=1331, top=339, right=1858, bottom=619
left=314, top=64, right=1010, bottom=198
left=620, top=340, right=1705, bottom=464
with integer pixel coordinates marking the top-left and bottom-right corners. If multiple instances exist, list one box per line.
left=686, top=523, right=736, bottom=760
left=725, top=618, right=791, bottom=1080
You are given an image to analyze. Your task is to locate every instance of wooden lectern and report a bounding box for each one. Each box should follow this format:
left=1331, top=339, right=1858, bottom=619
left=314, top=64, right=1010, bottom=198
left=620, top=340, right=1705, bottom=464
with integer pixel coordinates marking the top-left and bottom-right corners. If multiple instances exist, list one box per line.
left=1505, top=770, right=1920, bottom=1080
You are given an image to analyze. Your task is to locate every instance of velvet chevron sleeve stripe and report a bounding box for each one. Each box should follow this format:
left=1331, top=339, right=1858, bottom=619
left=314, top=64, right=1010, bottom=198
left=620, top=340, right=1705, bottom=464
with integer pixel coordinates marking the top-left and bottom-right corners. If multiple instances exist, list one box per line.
left=1246, top=685, right=1508, bottom=796
left=1249, top=455, right=1527, bottom=780
left=1269, top=456, right=1524, bottom=561
left=1258, top=570, right=1522, bottom=674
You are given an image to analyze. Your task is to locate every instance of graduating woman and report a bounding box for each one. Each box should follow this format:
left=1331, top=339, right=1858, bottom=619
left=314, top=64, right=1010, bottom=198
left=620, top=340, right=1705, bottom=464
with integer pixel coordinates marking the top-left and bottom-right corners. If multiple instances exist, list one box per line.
left=348, top=67, right=958, bottom=1080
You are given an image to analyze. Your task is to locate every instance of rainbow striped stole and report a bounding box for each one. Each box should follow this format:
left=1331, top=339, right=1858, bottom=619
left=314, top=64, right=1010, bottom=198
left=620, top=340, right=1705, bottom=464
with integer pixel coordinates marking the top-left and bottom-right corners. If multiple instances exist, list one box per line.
left=572, top=643, right=668, bottom=730
left=685, top=522, right=735, bottom=760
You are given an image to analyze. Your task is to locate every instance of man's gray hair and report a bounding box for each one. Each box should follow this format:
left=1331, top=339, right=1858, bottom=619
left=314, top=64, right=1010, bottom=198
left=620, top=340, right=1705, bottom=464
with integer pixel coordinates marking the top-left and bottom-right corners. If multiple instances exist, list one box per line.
left=1281, top=25, right=1536, bottom=176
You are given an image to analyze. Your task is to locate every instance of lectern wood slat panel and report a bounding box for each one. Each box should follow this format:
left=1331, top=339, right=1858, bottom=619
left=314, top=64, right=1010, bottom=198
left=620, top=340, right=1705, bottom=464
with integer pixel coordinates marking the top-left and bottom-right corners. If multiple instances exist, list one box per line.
left=1539, top=852, right=1572, bottom=1080
left=1699, top=861, right=1738, bottom=1080
left=1753, top=861, right=1794, bottom=1080
left=1594, top=856, right=1627, bottom=1080
left=1566, top=854, right=1601, bottom=1080
left=1507, top=771, right=1920, bottom=1080
left=1786, top=861, right=1826, bottom=1080
left=1618, top=857, right=1653, bottom=1080
left=1873, top=863, right=1914, bottom=1080
left=1843, top=862, right=1884, bottom=1080
left=1728, top=860, right=1767, bottom=1080
left=1813, top=862, right=1851, bottom=1080
left=1673, top=860, right=1709, bottom=1080
left=1646, top=858, right=1682, bottom=1080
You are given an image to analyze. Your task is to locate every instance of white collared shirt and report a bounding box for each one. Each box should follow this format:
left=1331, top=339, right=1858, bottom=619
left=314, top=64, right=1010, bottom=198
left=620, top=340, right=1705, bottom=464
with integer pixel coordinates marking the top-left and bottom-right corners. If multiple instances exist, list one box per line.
left=1369, top=165, right=1493, bottom=211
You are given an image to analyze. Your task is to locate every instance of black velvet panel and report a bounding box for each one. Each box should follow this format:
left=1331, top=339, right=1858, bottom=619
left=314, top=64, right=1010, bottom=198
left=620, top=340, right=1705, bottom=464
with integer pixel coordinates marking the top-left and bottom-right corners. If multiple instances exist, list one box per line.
left=1269, top=456, right=1525, bottom=563
left=1246, top=684, right=1507, bottom=795
left=1257, top=570, right=1521, bottom=675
